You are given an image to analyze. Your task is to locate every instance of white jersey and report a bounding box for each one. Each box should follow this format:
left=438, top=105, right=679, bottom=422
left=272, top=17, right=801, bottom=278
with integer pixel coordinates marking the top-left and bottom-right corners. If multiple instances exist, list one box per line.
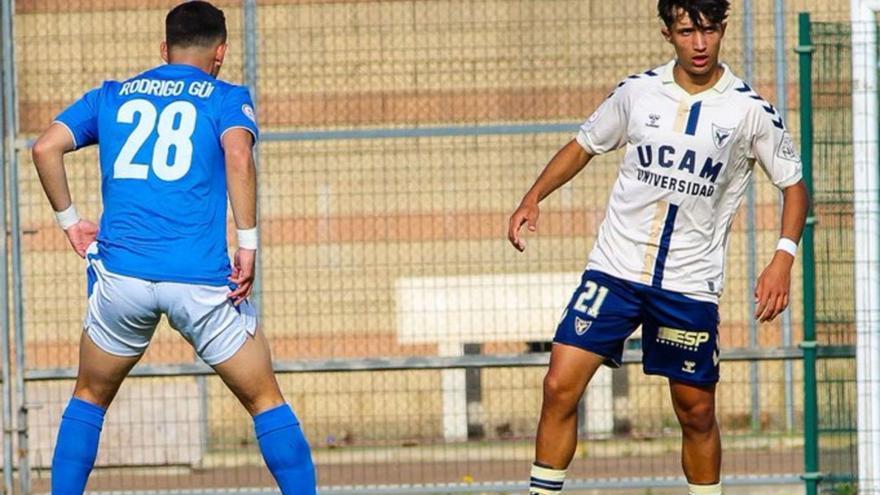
left=577, top=59, right=802, bottom=303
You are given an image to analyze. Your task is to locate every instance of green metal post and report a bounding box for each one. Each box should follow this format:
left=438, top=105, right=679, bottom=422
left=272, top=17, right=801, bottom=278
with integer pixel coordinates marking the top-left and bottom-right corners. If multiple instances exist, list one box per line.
left=797, top=11, right=821, bottom=495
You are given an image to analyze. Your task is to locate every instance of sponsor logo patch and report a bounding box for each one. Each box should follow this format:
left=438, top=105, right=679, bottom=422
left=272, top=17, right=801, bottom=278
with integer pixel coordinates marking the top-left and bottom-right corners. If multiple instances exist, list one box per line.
left=682, top=360, right=697, bottom=374
left=242, top=104, right=257, bottom=123
left=776, top=131, right=801, bottom=162
left=657, top=327, right=710, bottom=352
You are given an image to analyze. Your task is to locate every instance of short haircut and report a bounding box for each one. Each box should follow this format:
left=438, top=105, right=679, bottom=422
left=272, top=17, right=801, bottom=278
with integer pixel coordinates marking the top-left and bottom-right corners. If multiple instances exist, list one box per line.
left=657, top=0, right=730, bottom=29
left=166, top=1, right=227, bottom=50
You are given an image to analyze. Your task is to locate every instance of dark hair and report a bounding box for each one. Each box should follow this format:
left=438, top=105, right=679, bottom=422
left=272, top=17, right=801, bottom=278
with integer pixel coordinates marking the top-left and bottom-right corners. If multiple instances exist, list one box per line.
left=657, top=0, right=730, bottom=29
left=166, top=1, right=227, bottom=49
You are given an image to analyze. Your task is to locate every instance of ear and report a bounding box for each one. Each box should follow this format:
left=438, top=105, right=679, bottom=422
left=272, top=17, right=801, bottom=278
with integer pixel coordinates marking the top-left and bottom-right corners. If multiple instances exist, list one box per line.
left=214, top=43, right=228, bottom=67
left=661, top=26, right=672, bottom=43
left=160, top=41, right=169, bottom=63
left=718, top=21, right=727, bottom=39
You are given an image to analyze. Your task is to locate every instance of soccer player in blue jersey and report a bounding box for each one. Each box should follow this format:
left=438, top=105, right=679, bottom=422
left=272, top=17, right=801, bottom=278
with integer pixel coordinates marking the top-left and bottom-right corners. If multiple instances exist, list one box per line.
left=508, top=1, right=809, bottom=494
left=31, top=3, right=315, bottom=494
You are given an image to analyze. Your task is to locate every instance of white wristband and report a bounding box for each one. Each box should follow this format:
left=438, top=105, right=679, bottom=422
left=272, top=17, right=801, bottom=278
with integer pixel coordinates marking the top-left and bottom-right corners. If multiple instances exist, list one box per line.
left=776, top=237, right=798, bottom=257
left=55, top=204, right=81, bottom=230
left=237, top=227, right=259, bottom=250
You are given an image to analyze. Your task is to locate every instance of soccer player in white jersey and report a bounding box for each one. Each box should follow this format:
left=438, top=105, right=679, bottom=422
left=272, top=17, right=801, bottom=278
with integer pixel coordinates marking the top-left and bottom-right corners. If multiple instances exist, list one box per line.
left=31, top=2, right=315, bottom=494
left=508, top=1, right=809, bottom=494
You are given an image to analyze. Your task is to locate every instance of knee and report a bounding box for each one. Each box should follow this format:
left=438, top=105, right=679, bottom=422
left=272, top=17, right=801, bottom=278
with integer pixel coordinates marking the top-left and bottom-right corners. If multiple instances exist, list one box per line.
left=542, top=372, right=581, bottom=410
left=677, top=401, right=717, bottom=434
left=242, top=386, right=286, bottom=417
left=247, top=396, right=286, bottom=417
left=73, top=382, right=115, bottom=410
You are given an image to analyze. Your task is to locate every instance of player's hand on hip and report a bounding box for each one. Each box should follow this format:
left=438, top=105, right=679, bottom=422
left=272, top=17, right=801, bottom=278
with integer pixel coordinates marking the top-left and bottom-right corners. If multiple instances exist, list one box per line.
left=64, top=220, right=99, bottom=258
left=754, top=251, right=794, bottom=323
left=228, top=248, right=256, bottom=306
left=508, top=200, right=540, bottom=252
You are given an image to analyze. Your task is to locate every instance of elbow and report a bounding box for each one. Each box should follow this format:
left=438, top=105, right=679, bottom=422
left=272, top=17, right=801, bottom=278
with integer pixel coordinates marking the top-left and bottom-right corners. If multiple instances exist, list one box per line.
left=31, top=135, right=63, bottom=166
left=31, top=137, right=49, bottom=164
left=225, top=151, right=256, bottom=174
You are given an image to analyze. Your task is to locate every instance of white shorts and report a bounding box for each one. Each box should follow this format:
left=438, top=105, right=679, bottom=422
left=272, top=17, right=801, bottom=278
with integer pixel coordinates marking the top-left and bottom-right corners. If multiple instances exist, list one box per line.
left=84, top=252, right=257, bottom=366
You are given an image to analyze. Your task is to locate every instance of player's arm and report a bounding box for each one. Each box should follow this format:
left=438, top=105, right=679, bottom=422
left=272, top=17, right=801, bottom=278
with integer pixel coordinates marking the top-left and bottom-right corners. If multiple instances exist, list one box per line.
left=32, top=123, right=99, bottom=258
left=754, top=180, right=809, bottom=322
left=508, top=81, right=630, bottom=252
left=750, top=107, right=810, bottom=322
left=507, top=141, right=594, bottom=251
left=223, top=128, right=257, bottom=305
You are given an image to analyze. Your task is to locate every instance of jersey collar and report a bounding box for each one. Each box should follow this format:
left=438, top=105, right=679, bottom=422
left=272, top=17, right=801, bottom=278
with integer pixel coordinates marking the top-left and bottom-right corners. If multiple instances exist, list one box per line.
left=660, top=59, right=734, bottom=99
left=158, top=63, right=213, bottom=78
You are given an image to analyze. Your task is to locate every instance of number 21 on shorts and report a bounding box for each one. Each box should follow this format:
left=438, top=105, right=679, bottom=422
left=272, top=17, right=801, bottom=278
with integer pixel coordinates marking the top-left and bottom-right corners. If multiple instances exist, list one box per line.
left=573, top=281, right=609, bottom=318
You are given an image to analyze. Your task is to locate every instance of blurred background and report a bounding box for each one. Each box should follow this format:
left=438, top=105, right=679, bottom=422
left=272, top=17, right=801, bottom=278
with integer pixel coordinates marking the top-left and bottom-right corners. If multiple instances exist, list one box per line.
left=0, top=1, right=870, bottom=494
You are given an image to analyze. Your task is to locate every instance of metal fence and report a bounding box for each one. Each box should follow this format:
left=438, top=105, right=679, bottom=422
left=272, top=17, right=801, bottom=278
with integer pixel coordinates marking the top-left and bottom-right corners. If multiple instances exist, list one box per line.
left=809, top=6, right=880, bottom=493
left=808, top=19, right=858, bottom=494
left=0, top=0, right=860, bottom=494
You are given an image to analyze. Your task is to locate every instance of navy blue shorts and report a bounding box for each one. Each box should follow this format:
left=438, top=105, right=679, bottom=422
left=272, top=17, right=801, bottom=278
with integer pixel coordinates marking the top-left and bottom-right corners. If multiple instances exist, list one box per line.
left=554, top=270, right=720, bottom=385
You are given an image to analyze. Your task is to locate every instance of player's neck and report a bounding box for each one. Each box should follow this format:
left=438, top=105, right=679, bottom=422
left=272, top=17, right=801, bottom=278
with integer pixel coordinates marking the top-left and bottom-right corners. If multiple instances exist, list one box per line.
left=166, top=57, right=215, bottom=76
left=672, top=62, right=724, bottom=95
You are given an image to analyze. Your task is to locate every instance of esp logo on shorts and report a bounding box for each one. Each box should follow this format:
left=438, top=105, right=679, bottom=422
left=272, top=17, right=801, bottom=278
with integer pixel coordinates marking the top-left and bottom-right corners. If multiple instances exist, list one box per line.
left=657, top=327, right=710, bottom=351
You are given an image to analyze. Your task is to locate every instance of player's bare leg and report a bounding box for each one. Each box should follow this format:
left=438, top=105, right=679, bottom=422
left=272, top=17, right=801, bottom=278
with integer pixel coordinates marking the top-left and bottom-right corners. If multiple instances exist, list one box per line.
left=73, top=331, right=142, bottom=407
left=212, top=327, right=285, bottom=415
left=535, top=344, right=605, bottom=466
left=51, top=332, right=142, bottom=495
left=529, top=343, right=605, bottom=494
left=669, top=380, right=722, bottom=493
left=212, top=327, right=316, bottom=495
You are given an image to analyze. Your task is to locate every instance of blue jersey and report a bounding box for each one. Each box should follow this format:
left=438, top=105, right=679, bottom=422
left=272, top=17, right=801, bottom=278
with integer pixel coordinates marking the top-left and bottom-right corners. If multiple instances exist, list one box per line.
left=55, top=64, right=259, bottom=286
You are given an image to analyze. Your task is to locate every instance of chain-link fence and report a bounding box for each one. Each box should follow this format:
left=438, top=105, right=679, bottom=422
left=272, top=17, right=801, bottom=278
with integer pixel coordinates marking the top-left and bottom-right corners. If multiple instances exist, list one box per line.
left=0, top=0, right=861, bottom=494
left=814, top=2, right=880, bottom=492
left=810, top=19, right=858, bottom=494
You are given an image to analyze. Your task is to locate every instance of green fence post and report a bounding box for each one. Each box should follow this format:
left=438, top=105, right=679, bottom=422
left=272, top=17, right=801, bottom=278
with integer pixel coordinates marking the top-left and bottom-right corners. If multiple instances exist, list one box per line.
left=797, top=11, right=821, bottom=495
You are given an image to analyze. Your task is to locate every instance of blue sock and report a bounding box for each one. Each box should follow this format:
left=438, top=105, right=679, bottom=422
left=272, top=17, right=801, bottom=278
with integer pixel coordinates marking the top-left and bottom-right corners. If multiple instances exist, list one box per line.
left=51, top=397, right=106, bottom=495
left=254, top=403, right=316, bottom=495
